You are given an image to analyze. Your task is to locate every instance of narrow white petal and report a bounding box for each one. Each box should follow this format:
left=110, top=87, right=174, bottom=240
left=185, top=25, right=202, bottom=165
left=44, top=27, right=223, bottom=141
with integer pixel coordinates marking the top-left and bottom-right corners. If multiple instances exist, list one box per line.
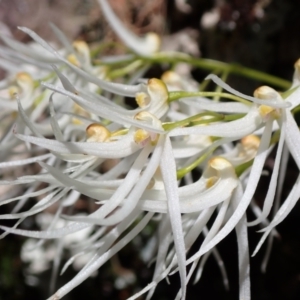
left=185, top=119, right=272, bottom=265
left=232, top=183, right=251, bottom=300
left=160, top=136, right=187, bottom=300
left=15, top=133, right=140, bottom=158
left=97, top=0, right=160, bottom=56
left=252, top=174, right=300, bottom=256
left=16, top=95, right=43, bottom=138
left=248, top=114, right=286, bottom=226
left=0, top=185, right=54, bottom=207
left=52, top=65, right=78, bottom=94
left=49, top=23, right=73, bottom=54
left=95, top=137, right=163, bottom=226
left=0, top=98, right=18, bottom=110
left=0, top=153, right=51, bottom=169
left=38, top=162, right=113, bottom=201
left=48, top=212, right=154, bottom=300
left=285, top=110, right=300, bottom=169
left=260, top=142, right=290, bottom=272
left=206, top=74, right=290, bottom=108
left=64, top=145, right=152, bottom=225
left=42, top=82, right=164, bottom=133
left=169, top=106, right=262, bottom=139
left=146, top=216, right=172, bottom=300
left=0, top=34, right=59, bottom=63
left=0, top=189, right=67, bottom=220
left=49, top=94, right=64, bottom=141
left=201, top=197, right=230, bottom=249
left=181, top=98, right=250, bottom=113
left=286, top=85, right=300, bottom=109
left=141, top=161, right=237, bottom=213
left=0, top=221, right=91, bottom=239
left=18, top=27, right=145, bottom=97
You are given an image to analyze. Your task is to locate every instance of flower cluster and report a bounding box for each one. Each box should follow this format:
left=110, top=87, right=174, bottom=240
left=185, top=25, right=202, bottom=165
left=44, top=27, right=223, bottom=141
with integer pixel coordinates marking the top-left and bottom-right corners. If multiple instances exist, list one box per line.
left=0, top=1, right=300, bottom=300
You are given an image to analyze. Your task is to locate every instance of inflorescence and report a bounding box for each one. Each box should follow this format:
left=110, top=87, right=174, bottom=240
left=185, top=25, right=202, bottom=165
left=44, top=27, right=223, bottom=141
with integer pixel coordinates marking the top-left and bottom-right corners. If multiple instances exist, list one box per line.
left=0, top=0, right=300, bottom=299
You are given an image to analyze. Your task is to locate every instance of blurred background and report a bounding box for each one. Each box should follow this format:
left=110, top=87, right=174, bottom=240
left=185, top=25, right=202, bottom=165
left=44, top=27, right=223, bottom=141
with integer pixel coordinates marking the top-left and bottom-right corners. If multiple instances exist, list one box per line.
left=0, top=0, right=300, bottom=299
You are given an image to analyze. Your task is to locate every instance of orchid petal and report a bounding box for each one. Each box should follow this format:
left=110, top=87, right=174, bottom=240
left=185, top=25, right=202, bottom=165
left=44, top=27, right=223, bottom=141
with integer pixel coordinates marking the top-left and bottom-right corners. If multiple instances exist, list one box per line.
left=47, top=212, right=154, bottom=300
left=248, top=113, right=286, bottom=226
left=169, top=106, right=262, bottom=139
left=184, top=119, right=272, bottom=266
left=18, top=27, right=145, bottom=97
left=284, top=110, right=300, bottom=169
left=181, top=98, right=250, bottom=113
left=253, top=174, right=300, bottom=256
left=15, top=132, right=140, bottom=158
left=160, top=136, right=187, bottom=300
left=206, top=74, right=290, bottom=108
left=97, top=0, right=160, bottom=56
left=232, top=183, right=251, bottom=300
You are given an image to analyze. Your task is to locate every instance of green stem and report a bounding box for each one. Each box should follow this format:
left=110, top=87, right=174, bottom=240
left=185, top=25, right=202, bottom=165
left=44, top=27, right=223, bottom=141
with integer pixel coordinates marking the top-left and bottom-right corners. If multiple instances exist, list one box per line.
left=282, top=85, right=299, bottom=99
left=168, top=91, right=251, bottom=105
left=108, top=60, right=144, bottom=79
left=91, top=42, right=127, bottom=58
left=235, top=159, right=253, bottom=177
left=177, top=148, right=215, bottom=179
left=163, top=111, right=221, bottom=131
left=213, top=70, right=229, bottom=101
left=142, top=54, right=291, bottom=89
left=163, top=112, right=245, bottom=131
left=191, top=116, right=222, bottom=126
left=95, top=52, right=291, bottom=89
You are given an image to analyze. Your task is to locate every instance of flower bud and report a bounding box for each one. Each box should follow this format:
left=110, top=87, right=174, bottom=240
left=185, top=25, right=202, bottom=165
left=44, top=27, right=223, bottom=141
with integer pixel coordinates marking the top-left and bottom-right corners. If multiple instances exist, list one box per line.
left=147, top=78, right=168, bottom=104
left=161, top=71, right=181, bottom=89
left=134, top=111, right=162, bottom=129
left=135, top=92, right=150, bottom=108
left=254, top=86, right=278, bottom=100
left=204, top=157, right=236, bottom=188
left=206, top=176, right=218, bottom=188
left=134, top=111, right=162, bottom=145
left=67, top=54, right=80, bottom=67
left=86, top=123, right=111, bottom=142
left=8, top=86, right=19, bottom=99
left=73, top=41, right=90, bottom=58
left=255, top=86, right=281, bottom=119
left=241, top=134, right=260, bottom=152
left=291, top=58, right=300, bottom=88
left=16, top=72, right=34, bottom=94
left=209, top=157, right=233, bottom=171
left=144, top=33, right=161, bottom=53
left=134, top=129, right=150, bottom=146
